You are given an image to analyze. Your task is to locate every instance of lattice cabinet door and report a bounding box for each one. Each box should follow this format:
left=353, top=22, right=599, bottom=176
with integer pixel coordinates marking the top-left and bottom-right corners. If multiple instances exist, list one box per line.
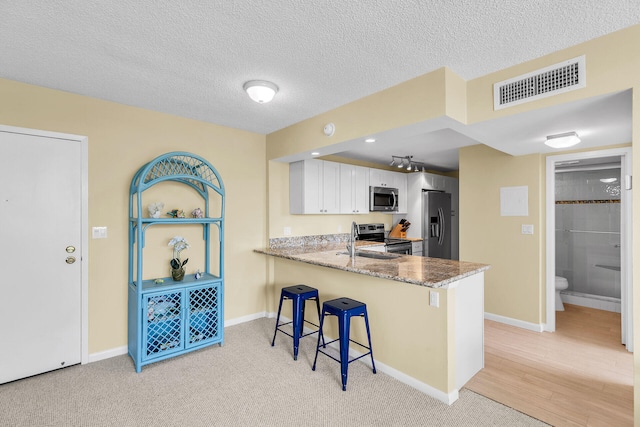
left=143, top=291, right=184, bottom=360
left=187, top=282, right=222, bottom=348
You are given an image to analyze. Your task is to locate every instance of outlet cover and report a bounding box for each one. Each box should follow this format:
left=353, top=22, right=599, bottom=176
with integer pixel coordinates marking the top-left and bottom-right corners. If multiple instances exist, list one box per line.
left=429, top=291, right=439, bottom=308
left=521, top=224, right=534, bottom=235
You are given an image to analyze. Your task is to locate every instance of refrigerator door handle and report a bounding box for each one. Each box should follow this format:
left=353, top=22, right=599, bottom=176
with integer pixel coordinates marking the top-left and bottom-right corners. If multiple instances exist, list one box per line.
left=438, top=207, right=445, bottom=245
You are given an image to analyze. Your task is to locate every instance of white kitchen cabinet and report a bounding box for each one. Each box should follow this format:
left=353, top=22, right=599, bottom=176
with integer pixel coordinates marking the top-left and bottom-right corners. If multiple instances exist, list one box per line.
left=339, top=164, right=370, bottom=214
left=411, top=240, right=423, bottom=256
left=392, top=172, right=407, bottom=214
left=369, top=168, right=397, bottom=188
left=290, top=159, right=341, bottom=214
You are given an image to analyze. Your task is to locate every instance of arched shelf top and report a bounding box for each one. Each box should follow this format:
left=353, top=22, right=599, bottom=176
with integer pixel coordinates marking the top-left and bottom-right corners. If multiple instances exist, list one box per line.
left=130, top=151, right=225, bottom=198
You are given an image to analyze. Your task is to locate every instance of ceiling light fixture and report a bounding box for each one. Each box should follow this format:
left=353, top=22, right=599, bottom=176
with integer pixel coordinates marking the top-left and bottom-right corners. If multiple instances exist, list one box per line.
left=243, top=80, right=278, bottom=103
left=545, top=131, right=581, bottom=149
left=390, top=155, right=425, bottom=172
left=365, top=138, right=375, bottom=143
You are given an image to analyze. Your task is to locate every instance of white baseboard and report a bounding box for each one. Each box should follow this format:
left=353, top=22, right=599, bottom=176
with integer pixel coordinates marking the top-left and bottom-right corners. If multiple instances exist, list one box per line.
left=88, top=345, right=128, bottom=363
left=484, top=312, right=544, bottom=332
left=224, top=311, right=268, bottom=327
left=89, top=311, right=459, bottom=405
left=299, top=321, right=458, bottom=405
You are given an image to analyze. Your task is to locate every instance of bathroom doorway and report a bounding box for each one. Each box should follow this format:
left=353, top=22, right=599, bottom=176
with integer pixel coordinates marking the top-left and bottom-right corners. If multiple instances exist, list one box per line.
left=545, top=147, right=632, bottom=351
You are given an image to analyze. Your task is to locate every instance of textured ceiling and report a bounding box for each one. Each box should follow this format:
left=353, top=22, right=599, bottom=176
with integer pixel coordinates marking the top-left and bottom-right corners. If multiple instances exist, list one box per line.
left=2, top=1, right=639, bottom=137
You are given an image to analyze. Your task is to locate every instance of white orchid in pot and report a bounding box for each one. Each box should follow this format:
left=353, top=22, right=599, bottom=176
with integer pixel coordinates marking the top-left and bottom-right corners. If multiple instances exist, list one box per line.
left=168, top=236, right=189, bottom=281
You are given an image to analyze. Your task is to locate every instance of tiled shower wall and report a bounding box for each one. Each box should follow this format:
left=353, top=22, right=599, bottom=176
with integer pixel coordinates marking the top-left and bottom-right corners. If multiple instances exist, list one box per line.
left=555, top=168, right=621, bottom=299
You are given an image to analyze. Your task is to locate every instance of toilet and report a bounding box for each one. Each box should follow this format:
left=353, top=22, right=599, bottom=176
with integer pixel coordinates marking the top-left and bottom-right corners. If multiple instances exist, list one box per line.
left=555, top=276, right=569, bottom=311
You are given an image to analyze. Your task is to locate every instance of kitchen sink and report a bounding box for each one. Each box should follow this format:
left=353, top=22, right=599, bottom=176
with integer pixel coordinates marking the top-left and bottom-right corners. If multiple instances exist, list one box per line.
left=339, top=251, right=401, bottom=260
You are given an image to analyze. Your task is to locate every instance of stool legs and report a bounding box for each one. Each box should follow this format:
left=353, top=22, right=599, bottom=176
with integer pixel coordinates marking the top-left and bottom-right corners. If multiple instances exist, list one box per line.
left=363, top=311, right=377, bottom=374
left=291, top=296, right=303, bottom=360
left=272, top=285, right=323, bottom=360
left=337, top=311, right=351, bottom=391
left=271, top=294, right=285, bottom=347
left=313, top=299, right=376, bottom=391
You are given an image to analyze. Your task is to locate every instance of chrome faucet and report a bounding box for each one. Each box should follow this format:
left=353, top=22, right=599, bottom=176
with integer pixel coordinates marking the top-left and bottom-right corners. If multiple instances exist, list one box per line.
left=346, top=221, right=357, bottom=258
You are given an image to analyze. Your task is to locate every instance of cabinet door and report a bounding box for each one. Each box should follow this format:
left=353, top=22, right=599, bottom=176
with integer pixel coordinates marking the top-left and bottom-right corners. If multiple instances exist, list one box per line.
left=353, top=165, right=370, bottom=213
left=392, top=172, right=408, bottom=213
left=143, top=291, right=184, bottom=360
left=187, top=282, right=222, bottom=348
left=340, top=164, right=369, bottom=214
left=302, top=159, right=324, bottom=214
left=321, top=160, right=341, bottom=214
left=291, top=159, right=340, bottom=214
left=370, top=168, right=396, bottom=187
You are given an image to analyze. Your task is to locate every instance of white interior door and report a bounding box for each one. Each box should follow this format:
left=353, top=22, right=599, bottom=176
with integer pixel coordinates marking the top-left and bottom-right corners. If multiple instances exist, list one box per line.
left=0, top=128, right=83, bottom=383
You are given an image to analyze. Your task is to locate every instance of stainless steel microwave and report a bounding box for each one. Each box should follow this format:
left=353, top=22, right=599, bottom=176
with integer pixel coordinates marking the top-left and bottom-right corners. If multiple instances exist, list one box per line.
left=369, top=186, right=399, bottom=212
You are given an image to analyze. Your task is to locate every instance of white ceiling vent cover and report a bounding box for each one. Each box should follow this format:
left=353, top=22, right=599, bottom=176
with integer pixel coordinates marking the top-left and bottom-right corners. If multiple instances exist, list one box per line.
left=494, top=56, right=586, bottom=110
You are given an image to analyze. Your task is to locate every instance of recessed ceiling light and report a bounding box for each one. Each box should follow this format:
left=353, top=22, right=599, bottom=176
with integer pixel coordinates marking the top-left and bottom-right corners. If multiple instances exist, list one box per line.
left=365, top=138, right=375, bottom=143
left=311, top=152, right=320, bottom=156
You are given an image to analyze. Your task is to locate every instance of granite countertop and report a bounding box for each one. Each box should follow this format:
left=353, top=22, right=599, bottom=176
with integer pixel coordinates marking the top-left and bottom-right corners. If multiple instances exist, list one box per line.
left=256, top=240, right=489, bottom=289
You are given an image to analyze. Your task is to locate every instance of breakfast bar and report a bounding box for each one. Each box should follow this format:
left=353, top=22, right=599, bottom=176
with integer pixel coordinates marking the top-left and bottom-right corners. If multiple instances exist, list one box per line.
left=256, top=237, right=490, bottom=404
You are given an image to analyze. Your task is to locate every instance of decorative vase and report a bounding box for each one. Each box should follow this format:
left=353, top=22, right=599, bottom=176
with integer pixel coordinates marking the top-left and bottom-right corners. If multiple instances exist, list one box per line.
left=171, top=267, right=185, bottom=281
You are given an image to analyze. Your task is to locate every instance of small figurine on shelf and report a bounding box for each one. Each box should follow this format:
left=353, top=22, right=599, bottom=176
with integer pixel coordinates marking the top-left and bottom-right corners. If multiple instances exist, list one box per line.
left=194, top=269, right=202, bottom=280
left=148, top=202, right=164, bottom=218
left=191, top=207, right=203, bottom=218
left=167, top=209, right=185, bottom=218
left=168, top=236, right=189, bottom=281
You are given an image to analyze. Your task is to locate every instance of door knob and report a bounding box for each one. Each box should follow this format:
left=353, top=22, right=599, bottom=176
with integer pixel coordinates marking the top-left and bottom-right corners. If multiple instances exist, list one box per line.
left=66, top=246, right=76, bottom=253
left=65, top=256, right=76, bottom=264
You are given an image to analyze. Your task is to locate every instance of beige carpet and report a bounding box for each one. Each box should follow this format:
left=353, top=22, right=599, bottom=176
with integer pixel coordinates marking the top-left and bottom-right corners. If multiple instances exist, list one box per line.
left=0, top=318, right=548, bottom=426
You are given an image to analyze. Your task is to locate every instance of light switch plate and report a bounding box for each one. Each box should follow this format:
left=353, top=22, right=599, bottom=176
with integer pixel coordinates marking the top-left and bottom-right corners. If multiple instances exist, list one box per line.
left=283, top=227, right=291, bottom=236
left=521, top=224, right=534, bottom=235
left=92, top=226, right=108, bottom=239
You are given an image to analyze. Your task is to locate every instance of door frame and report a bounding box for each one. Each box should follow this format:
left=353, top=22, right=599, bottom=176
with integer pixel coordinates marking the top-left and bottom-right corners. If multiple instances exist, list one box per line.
left=0, top=124, right=89, bottom=364
left=545, top=146, right=633, bottom=352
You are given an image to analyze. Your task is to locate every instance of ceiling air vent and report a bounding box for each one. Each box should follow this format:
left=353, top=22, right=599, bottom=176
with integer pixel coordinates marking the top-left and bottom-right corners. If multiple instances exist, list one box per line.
left=494, top=56, right=586, bottom=110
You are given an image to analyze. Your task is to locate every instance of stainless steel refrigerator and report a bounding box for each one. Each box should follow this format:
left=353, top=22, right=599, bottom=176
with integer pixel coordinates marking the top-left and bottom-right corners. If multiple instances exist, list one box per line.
left=422, top=191, right=451, bottom=259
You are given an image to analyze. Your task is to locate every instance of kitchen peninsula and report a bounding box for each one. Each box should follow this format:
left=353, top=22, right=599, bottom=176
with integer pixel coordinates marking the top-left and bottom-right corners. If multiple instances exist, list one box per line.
left=256, top=235, right=489, bottom=404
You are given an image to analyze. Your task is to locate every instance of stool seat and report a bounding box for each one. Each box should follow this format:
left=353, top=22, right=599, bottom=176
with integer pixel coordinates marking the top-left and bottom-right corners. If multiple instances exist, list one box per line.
left=312, top=297, right=376, bottom=391
left=272, top=285, right=322, bottom=360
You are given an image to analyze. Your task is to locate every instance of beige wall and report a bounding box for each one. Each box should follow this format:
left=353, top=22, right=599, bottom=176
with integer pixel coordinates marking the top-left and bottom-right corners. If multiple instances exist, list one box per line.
left=459, top=145, right=544, bottom=323
left=265, top=24, right=639, bottom=417
left=0, top=78, right=269, bottom=353
left=2, top=21, right=638, bottom=418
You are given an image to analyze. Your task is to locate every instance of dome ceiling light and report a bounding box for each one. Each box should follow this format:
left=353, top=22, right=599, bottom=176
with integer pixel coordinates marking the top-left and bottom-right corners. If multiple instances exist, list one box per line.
left=243, top=80, right=278, bottom=103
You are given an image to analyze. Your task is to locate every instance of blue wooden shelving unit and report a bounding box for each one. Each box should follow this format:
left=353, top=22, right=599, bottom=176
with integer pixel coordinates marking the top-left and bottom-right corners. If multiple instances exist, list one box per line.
left=128, top=152, right=225, bottom=372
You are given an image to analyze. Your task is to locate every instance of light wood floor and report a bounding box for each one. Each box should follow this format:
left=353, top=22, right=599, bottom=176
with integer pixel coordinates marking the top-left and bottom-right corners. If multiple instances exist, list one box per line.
left=465, top=304, right=633, bottom=426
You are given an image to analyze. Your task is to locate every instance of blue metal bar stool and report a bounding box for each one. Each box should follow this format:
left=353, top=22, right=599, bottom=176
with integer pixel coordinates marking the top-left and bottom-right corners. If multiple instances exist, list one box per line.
left=312, top=297, right=376, bottom=391
left=272, top=284, right=323, bottom=360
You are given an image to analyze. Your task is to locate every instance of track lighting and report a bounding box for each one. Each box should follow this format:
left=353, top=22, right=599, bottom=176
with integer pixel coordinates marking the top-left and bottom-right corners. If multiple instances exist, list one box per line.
left=390, top=155, right=427, bottom=173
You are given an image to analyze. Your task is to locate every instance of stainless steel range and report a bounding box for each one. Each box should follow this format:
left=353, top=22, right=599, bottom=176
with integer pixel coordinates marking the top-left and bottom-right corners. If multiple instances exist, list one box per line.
left=357, top=223, right=412, bottom=255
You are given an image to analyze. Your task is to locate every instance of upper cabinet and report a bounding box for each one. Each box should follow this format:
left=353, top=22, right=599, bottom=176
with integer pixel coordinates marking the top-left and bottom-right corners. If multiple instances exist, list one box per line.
left=339, top=164, right=370, bottom=214
left=290, top=159, right=340, bottom=214
left=369, top=168, right=397, bottom=188
left=290, top=159, right=407, bottom=215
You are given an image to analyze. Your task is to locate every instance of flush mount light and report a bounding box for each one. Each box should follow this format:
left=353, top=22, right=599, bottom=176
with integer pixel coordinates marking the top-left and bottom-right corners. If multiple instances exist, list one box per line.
left=311, top=152, right=320, bottom=156
left=243, top=80, right=278, bottom=103
left=545, top=131, right=581, bottom=149
left=365, top=138, right=375, bottom=143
